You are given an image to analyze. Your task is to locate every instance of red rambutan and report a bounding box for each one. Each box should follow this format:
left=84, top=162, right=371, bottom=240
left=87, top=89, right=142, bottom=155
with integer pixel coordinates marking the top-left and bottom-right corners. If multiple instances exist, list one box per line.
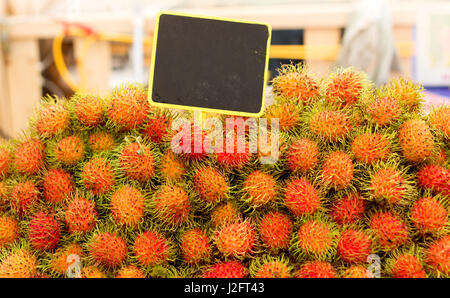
left=410, top=196, right=447, bottom=235
left=287, top=138, right=319, bottom=173
left=180, top=229, right=211, bottom=265
left=294, top=261, right=337, bottom=278
left=133, top=230, right=171, bottom=267
left=337, top=229, right=372, bottom=264
left=284, top=178, right=321, bottom=216
left=11, top=181, right=39, bottom=215
left=110, top=185, right=145, bottom=227
left=65, top=197, right=97, bottom=234
left=43, top=169, right=74, bottom=204
left=153, top=185, right=190, bottom=227
left=119, top=141, right=155, bottom=183
left=259, top=211, right=293, bottom=251
left=329, top=193, right=366, bottom=225
left=214, top=220, right=256, bottom=258
left=89, top=232, right=127, bottom=268
left=424, top=235, right=450, bottom=276
left=14, top=138, right=45, bottom=175
left=370, top=211, right=409, bottom=251
left=203, top=260, right=248, bottom=278
left=321, top=151, right=354, bottom=190
left=417, top=164, right=450, bottom=196
left=81, top=157, right=115, bottom=195
left=28, top=211, right=61, bottom=251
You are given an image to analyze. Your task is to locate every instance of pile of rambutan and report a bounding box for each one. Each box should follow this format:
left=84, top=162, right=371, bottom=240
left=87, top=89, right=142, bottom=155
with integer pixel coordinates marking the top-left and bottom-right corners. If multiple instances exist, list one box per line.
left=0, top=64, right=448, bottom=279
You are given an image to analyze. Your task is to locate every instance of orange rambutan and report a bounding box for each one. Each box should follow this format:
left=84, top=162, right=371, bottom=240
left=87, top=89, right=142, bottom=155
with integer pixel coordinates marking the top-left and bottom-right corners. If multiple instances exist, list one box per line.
left=309, top=110, right=351, bottom=142
left=65, top=197, right=97, bottom=234
left=110, top=185, right=145, bottom=227
left=351, top=132, right=390, bottom=165
left=73, top=94, right=104, bottom=127
left=54, top=135, right=85, bottom=166
left=0, top=249, right=37, bottom=278
left=81, top=157, right=115, bottom=196
left=366, top=96, right=401, bottom=126
left=424, top=235, right=450, bottom=277
left=133, top=230, right=171, bottom=267
left=116, top=265, right=146, bottom=278
left=14, top=138, right=45, bottom=175
left=398, top=119, right=434, bottom=163
left=428, top=106, right=450, bottom=138
left=287, top=138, right=319, bottom=173
left=294, top=261, right=337, bottom=278
left=203, top=261, right=248, bottom=278
left=118, top=141, right=155, bottom=183
left=259, top=211, right=293, bottom=251
left=0, top=216, right=20, bottom=248
left=370, top=211, right=409, bottom=251
left=11, top=181, right=39, bottom=215
left=264, top=102, right=300, bottom=132
left=389, top=253, right=427, bottom=278
left=89, top=232, right=127, bottom=268
left=325, top=69, right=365, bottom=108
left=180, top=229, right=211, bottom=265
left=210, top=202, right=242, bottom=229
left=410, top=196, right=447, bottom=235
left=88, top=131, right=116, bottom=153
left=153, top=185, right=190, bottom=227
left=341, top=265, right=374, bottom=278
left=321, top=151, right=354, bottom=190
left=36, top=100, right=70, bottom=138
left=284, top=178, right=321, bottom=216
left=386, top=78, right=423, bottom=112
left=242, top=170, right=277, bottom=208
left=159, top=151, right=185, bottom=182
left=369, top=168, right=406, bottom=205
left=43, top=169, right=74, bottom=204
left=81, top=266, right=107, bottom=278
left=50, top=243, right=83, bottom=276
left=251, top=257, right=292, bottom=278
left=193, top=166, right=229, bottom=205
left=214, top=220, right=256, bottom=258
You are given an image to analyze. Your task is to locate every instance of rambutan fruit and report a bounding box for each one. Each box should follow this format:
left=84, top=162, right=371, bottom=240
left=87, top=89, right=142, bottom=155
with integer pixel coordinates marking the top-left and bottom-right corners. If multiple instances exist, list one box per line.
left=294, top=261, right=337, bottom=278
left=284, top=178, right=321, bottom=216
left=159, top=151, right=185, bottom=182
left=173, top=123, right=210, bottom=161
left=369, top=211, right=409, bottom=251
left=118, top=141, right=155, bottom=183
left=116, top=265, right=146, bottom=278
left=65, top=196, right=97, bottom=234
left=367, top=167, right=408, bottom=205
left=351, top=132, right=390, bottom=165
left=341, top=265, right=374, bottom=278
left=321, top=151, right=354, bottom=190
left=133, top=230, right=172, bottom=267
left=366, top=96, right=401, bottom=127
left=386, top=78, right=423, bottom=112
left=14, top=138, right=45, bottom=175
left=0, top=249, right=37, bottom=278
left=28, top=211, right=61, bottom=251
left=53, top=135, right=85, bottom=166
left=0, top=216, right=20, bottom=248
left=88, top=131, right=116, bottom=153
left=264, top=102, right=300, bottom=132
left=214, top=220, right=256, bottom=259
left=325, top=68, right=365, bottom=108
left=11, top=181, right=39, bottom=215
left=329, top=193, right=366, bottom=225
left=250, top=256, right=292, bottom=278
left=0, top=181, right=7, bottom=208
left=417, top=164, right=450, bottom=196
left=203, top=260, right=248, bottom=278
left=286, top=138, right=319, bottom=173
left=81, top=157, right=115, bottom=196
left=153, top=185, right=190, bottom=227
left=193, top=166, right=229, bottom=205
left=141, top=113, right=173, bottom=143
left=210, top=202, right=242, bottom=228
left=309, top=109, right=351, bottom=142
left=271, top=63, right=321, bottom=105
left=89, top=232, right=127, bottom=268
left=292, top=216, right=339, bottom=260
left=259, top=211, right=293, bottom=251
left=0, top=146, right=11, bottom=178
left=35, top=99, right=70, bottom=138
left=72, top=94, right=104, bottom=127
left=50, top=243, right=83, bottom=276
left=43, top=169, right=74, bottom=204
left=107, top=84, right=150, bottom=131
left=81, top=266, right=107, bottom=278
left=337, top=229, right=372, bottom=264
left=242, top=170, right=277, bottom=208
left=398, top=119, right=434, bottom=163
left=216, top=137, right=251, bottom=170
left=180, top=229, right=211, bottom=265
left=388, top=253, right=427, bottom=278
left=424, top=235, right=450, bottom=277
left=428, top=106, right=450, bottom=138
left=410, top=196, right=447, bottom=235
left=110, top=185, right=145, bottom=227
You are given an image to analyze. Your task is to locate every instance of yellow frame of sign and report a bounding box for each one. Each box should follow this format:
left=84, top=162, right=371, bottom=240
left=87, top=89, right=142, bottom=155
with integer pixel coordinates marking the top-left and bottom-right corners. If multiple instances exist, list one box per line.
left=148, top=11, right=272, bottom=118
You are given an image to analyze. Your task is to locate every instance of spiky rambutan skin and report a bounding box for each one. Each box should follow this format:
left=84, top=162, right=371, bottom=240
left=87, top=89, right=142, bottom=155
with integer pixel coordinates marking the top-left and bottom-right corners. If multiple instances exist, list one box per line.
left=428, top=106, right=450, bottom=138
left=54, top=135, right=85, bottom=166
left=28, top=212, right=61, bottom=251
left=351, top=132, right=390, bottom=165
left=43, top=169, right=74, bottom=204
left=180, top=229, right=211, bottom=265
left=0, top=216, right=20, bottom=248
left=133, top=231, right=171, bottom=267
left=389, top=253, right=427, bottom=278
left=160, top=151, right=185, bottom=181
left=410, top=197, right=447, bottom=235
left=107, top=84, right=150, bottom=131
left=153, top=185, right=190, bottom=227
left=81, top=266, right=107, bottom=278
left=294, top=261, right=337, bottom=278
left=294, top=218, right=338, bottom=260
left=309, top=110, right=350, bottom=142
left=242, top=171, right=277, bottom=208
left=110, top=185, right=145, bottom=227
left=0, top=249, right=37, bottom=278
left=89, top=232, right=127, bottom=268
left=424, top=235, right=450, bottom=277
left=398, top=119, right=434, bottom=163
left=193, top=166, right=229, bottom=205
left=36, top=102, right=70, bottom=138
left=366, top=96, right=401, bottom=126
left=387, top=78, right=423, bottom=112
left=203, top=261, right=248, bottom=278
left=210, top=202, right=242, bottom=229
left=321, top=151, right=354, bottom=190
left=65, top=197, right=97, bottom=234
left=88, top=131, right=115, bottom=153
left=119, top=142, right=155, bottom=183
left=74, top=95, right=104, bottom=127
left=50, top=243, right=83, bottom=276
left=173, top=123, right=210, bottom=161
left=14, top=138, right=45, bottom=175
left=141, top=114, right=173, bottom=143
left=251, top=258, right=292, bottom=278
left=214, top=221, right=256, bottom=258
left=284, top=178, right=321, bottom=216
left=287, top=138, right=319, bottom=173
left=259, top=211, right=293, bottom=251
left=417, top=164, right=450, bottom=196
left=341, top=265, right=374, bottom=278
left=264, top=102, right=300, bottom=132
left=329, top=193, right=366, bottom=225
left=271, top=64, right=320, bottom=105
left=11, top=181, right=39, bottom=215
left=0, top=147, right=11, bottom=178
left=216, top=137, right=251, bottom=170
left=337, top=229, right=372, bottom=264
left=0, top=181, right=7, bottom=208
left=116, top=265, right=146, bottom=278
left=81, top=157, right=115, bottom=196
left=369, top=168, right=405, bottom=205
left=325, top=69, right=364, bottom=108
left=370, top=211, right=409, bottom=251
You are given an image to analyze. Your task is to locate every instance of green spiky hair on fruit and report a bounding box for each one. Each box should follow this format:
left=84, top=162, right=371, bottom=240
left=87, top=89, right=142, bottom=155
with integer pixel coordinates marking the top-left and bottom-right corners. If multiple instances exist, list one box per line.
left=386, top=77, right=424, bottom=113
left=249, top=254, right=293, bottom=278
left=385, top=245, right=427, bottom=278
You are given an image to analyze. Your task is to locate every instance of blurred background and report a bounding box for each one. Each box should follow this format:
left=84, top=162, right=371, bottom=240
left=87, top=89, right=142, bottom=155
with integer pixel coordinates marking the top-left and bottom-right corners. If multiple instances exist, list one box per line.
left=0, top=0, right=449, bottom=138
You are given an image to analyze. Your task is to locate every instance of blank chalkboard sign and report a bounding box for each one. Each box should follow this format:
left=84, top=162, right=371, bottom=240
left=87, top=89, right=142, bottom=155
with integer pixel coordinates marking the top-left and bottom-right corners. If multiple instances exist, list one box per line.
left=148, top=12, right=272, bottom=117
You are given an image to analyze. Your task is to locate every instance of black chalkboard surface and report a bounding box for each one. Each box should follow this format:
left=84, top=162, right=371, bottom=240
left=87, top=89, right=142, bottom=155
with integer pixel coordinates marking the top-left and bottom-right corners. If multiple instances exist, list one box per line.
left=148, top=12, right=271, bottom=117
